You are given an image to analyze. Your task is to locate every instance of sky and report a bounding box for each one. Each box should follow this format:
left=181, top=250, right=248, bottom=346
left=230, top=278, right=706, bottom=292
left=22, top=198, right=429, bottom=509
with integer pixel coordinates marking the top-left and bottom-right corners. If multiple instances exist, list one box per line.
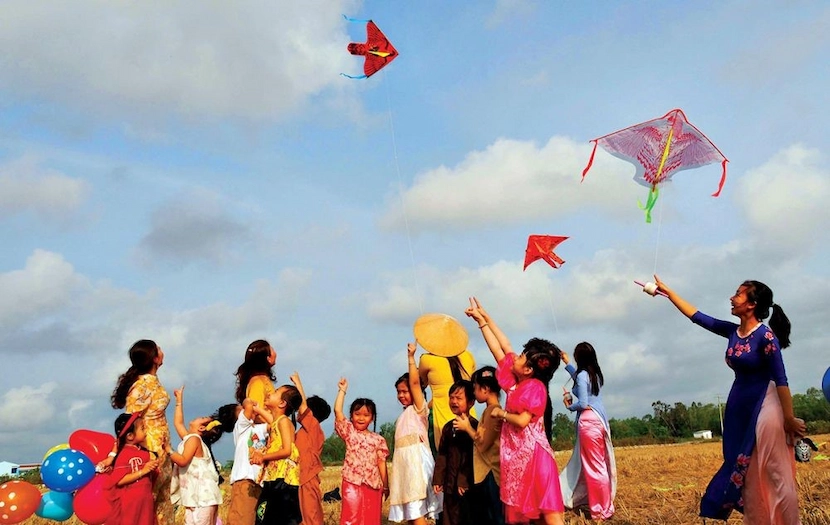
left=1, top=0, right=828, bottom=464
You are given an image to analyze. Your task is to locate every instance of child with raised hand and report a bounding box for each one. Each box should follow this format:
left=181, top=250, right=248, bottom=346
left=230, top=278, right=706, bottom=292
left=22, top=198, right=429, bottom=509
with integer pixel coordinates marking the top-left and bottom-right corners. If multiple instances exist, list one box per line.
left=166, top=385, right=224, bottom=525
left=107, top=413, right=160, bottom=525
left=289, top=371, right=331, bottom=525
left=388, top=343, right=443, bottom=525
left=432, top=379, right=477, bottom=525
left=454, top=366, right=504, bottom=525
left=250, top=384, right=303, bottom=525
left=465, top=297, right=565, bottom=525
left=334, top=377, right=389, bottom=525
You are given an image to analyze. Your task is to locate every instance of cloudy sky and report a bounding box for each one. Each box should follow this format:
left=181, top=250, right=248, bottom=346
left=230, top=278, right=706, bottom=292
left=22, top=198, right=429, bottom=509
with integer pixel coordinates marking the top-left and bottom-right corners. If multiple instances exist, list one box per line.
left=1, top=0, right=828, bottom=463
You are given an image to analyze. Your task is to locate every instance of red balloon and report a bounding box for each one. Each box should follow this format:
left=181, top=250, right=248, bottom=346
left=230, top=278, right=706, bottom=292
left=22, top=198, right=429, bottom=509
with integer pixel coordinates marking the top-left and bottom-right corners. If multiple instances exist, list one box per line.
left=0, top=480, right=42, bottom=524
left=69, top=429, right=115, bottom=465
left=73, top=474, right=113, bottom=525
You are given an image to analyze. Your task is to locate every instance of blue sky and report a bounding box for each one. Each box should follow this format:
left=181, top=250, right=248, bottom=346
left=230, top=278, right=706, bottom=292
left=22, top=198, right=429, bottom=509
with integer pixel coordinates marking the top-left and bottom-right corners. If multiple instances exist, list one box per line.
left=1, top=0, right=828, bottom=463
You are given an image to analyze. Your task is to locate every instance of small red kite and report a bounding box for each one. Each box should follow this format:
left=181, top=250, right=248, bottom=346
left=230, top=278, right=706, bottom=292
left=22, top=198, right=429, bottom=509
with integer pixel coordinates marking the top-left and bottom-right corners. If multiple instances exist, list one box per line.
left=524, top=235, right=569, bottom=270
left=344, top=20, right=398, bottom=79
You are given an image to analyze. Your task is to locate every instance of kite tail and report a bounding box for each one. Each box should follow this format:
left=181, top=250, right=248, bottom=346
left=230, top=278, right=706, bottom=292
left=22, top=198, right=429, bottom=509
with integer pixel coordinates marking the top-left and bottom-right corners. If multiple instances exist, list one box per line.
left=340, top=72, right=367, bottom=79
left=343, top=14, right=371, bottom=23
left=637, top=187, right=660, bottom=223
left=581, top=140, right=598, bottom=182
left=711, top=159, right=728, bottom=197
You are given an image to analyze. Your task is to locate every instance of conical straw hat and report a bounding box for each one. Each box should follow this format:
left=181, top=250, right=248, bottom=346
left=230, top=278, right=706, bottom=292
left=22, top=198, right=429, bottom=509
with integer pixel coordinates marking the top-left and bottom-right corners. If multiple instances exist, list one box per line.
left=413, top=313, right=469, bottom=357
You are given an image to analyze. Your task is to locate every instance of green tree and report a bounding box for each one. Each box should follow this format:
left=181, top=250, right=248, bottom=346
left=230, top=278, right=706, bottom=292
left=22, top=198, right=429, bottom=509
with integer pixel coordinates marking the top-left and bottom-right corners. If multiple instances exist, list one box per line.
left=380, top=421, right=396, bottom=457
left=551, top=412, right=575, bottom=448
left=321, top=432, right=345, bottom=464
left=793, top=387, right=830, bottom=422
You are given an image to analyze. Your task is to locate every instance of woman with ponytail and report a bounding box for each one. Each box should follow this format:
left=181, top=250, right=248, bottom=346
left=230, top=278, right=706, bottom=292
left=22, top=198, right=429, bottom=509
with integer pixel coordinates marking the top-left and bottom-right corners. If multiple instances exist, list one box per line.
left=654, top=276, right=806, bottom=524
left=111, top=339, right=173, bottom=524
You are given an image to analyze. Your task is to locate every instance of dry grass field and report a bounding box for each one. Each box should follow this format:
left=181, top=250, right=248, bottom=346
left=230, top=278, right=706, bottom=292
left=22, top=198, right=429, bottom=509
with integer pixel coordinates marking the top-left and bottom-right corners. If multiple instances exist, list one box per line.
left=22, top=434, right=830, bottom=524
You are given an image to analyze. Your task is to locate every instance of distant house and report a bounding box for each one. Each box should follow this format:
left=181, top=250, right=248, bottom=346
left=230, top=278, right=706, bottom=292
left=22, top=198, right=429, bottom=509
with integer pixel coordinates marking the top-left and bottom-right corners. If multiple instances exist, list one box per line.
left=0, top=461, right=20, bottom=477
left=693, top=430, right=713, bottom=440
left=0, top=461, right=40, bottom=477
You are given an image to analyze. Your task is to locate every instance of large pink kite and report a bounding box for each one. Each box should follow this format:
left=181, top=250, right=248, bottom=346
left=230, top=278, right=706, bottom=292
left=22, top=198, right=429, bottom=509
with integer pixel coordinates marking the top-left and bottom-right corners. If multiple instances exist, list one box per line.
left=581, top=109, right=728, bottom=222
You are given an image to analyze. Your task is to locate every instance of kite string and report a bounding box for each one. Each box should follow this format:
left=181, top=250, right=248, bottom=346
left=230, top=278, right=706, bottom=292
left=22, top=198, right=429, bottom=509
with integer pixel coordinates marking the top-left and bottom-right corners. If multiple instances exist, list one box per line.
left=545, top=278, right=560, bottom=339
left=384, top=74, right=424, bottom=314
left=652, top=185, right=666, bottom=275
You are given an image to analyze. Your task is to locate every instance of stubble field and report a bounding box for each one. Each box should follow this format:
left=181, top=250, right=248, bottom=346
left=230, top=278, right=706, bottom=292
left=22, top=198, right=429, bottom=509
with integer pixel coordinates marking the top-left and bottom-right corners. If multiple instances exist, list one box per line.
left=23, top=434, right=830, bottom=524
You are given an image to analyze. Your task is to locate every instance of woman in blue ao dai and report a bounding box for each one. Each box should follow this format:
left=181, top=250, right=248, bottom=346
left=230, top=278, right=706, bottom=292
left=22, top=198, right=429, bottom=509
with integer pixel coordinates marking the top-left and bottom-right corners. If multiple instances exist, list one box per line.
left=654, top=276, right=806, bottom=524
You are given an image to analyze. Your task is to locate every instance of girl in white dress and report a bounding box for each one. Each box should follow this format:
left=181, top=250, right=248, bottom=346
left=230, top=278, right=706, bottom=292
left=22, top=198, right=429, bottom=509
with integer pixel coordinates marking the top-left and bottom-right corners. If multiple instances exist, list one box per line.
left=388, top=343, right=443, bottom=524
left=166, top=386, right=224, bottom=525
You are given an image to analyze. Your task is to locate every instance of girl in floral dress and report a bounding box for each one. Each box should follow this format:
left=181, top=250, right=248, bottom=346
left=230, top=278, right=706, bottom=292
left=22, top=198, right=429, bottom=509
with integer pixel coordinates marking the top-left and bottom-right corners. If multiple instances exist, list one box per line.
left=465, top=298, right=565, bottom=525
left=334, top=378, right=390, bottom=525
left=111, top=339, right=173, bottom=524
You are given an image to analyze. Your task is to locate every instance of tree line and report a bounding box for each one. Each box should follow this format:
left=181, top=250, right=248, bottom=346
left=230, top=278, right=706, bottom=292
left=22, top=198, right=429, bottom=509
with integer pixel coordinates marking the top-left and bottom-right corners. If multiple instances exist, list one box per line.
left=319, top=387, right=830, bottom=463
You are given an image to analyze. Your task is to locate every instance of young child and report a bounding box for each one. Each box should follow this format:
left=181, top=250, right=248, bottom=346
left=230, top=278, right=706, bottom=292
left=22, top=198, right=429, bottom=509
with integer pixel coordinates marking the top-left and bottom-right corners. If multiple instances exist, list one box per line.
left=455, top=366, right=504, bottom=525
left=289, top=372, right=331, bottom=525
left=432, top=379, right=477, bottom=525
left=388, top=343, right=443, bottom=525
left=105, top=413, right=160, bottom=525
left=165, top=386, right=224, bottom=525
left=216, top=398, right=267, bottom=525
left=334, top=378, right=389, bottom=525
left=250, top=384, right=303, bottom=525
left=466, top=297, right=565, bottom=525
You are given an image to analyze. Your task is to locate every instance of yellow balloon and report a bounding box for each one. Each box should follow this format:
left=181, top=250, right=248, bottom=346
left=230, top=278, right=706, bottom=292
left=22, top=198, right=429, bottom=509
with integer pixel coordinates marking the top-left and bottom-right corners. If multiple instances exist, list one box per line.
left=43, top=443, right=70, bottom=461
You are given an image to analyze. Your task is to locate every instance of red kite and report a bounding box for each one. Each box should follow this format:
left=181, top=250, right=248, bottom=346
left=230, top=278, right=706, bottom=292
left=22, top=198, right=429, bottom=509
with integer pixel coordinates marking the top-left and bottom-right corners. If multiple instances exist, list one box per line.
left=344, top=20, right=398, bottom=79
left=524, top=235, right=569, bottom=270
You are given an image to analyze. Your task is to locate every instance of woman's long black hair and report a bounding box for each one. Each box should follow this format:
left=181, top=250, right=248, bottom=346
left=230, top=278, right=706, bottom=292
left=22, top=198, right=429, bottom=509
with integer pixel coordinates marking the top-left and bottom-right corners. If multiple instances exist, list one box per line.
left=742, top=280, right=792, bottom=348
left=522, top=337, right=561, bottom=441
left=111, top=340, right=159, bottom=409
left=234, top=339, right=276, bottom=404
left=573, top=341, right=604, bottom=396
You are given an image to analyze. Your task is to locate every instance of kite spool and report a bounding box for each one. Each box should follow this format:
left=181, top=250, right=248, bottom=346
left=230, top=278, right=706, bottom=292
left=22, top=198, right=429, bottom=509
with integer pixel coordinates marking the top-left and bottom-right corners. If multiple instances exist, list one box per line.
left=634, top=280, right=668, bottom=298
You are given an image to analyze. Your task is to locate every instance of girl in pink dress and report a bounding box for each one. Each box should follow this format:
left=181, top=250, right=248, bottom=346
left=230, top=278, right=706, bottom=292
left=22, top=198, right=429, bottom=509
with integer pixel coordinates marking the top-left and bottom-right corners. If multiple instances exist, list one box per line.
left=466, top=298, right=565, bottom=525
left=334, top=378, right=390, bottom=525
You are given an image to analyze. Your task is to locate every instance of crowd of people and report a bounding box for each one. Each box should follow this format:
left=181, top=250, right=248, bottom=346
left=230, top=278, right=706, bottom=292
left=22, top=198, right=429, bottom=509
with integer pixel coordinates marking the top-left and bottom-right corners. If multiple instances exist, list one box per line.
left=99, top=278, right=804, bottom=525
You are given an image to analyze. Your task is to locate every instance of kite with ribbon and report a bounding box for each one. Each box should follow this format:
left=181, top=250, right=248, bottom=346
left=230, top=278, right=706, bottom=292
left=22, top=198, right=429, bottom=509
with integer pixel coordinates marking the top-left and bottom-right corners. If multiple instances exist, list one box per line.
left=581, top=109, right=728, bottom=223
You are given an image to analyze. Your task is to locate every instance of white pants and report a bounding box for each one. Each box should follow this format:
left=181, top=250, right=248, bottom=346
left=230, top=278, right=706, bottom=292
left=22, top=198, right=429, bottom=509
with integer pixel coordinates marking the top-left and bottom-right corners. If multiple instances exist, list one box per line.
left=184, top=505, right=219, bottom=525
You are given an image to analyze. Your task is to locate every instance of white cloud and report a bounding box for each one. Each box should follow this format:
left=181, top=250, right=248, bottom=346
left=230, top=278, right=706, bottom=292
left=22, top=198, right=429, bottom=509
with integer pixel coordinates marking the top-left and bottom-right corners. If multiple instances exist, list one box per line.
left=0, top=156, right=89, bottom=219
left=737, top=145, right=830, bottom=250
left=0, top=383, right=57, bottom=430
left=379, top=136, right=640, bottom=233
left=0, top=1, right=358, bottom=122
left=0, top=250, right=88, bottom=329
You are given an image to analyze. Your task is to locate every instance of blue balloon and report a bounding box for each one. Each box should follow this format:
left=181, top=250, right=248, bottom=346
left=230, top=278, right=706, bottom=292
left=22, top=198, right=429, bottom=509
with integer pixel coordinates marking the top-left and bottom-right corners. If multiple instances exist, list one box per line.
left=41, top=448, right=95, bottom=492
left=823, top=366, right=830, bottom=403
left=35, top=490, right=74, bottom=521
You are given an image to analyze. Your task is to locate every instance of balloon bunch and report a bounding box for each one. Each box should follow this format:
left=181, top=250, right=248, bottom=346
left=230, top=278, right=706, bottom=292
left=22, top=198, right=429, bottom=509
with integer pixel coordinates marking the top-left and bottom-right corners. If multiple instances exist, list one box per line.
left=0, top=429, right=115, bottom=525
